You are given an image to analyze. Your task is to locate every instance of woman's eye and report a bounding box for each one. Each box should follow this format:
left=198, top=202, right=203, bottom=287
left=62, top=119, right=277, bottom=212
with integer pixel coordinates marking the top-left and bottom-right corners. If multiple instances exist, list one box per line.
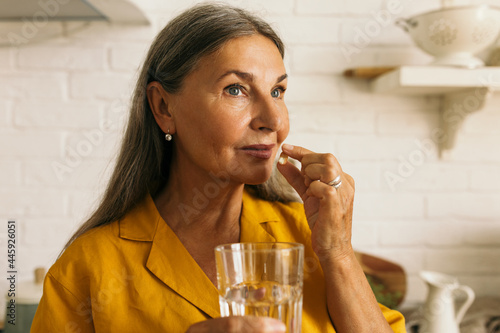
left=271, top=88, right=283, bottom=98
left=226, top=85, right=242, bottom=96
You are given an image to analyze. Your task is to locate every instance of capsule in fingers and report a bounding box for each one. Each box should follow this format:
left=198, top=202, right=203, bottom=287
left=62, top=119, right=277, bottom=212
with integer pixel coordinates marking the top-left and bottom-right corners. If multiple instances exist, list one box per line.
left=278, top=153, right=288, bottom=165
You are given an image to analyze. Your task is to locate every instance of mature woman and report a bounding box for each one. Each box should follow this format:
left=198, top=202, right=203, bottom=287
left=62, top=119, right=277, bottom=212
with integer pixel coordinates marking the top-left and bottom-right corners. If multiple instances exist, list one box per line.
left=32, top=4, right=405, bottom=333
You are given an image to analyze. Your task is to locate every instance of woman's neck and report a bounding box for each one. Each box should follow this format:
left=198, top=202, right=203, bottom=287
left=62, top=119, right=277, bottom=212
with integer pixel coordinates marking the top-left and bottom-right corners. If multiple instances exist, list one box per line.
left=153, top=161, right=244, bottom=240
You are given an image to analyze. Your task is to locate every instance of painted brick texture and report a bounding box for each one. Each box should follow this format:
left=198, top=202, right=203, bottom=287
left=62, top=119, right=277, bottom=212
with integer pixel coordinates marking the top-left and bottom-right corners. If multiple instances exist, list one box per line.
left=1, top=0, right=499, bottom=310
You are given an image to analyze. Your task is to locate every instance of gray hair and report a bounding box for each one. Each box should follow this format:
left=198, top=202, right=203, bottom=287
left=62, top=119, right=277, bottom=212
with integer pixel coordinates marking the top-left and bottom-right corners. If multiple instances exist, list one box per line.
left=148, top=3, right=285, bottom=93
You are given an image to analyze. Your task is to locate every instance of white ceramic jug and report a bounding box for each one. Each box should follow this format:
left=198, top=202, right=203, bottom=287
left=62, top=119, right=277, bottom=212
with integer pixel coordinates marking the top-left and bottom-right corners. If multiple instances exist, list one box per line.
left=420, top=271, right=475, bottom=333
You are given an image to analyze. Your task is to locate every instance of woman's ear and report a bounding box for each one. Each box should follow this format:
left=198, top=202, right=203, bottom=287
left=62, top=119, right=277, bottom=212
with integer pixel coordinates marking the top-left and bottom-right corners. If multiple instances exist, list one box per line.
left=147, top=81, right=176, bottom=135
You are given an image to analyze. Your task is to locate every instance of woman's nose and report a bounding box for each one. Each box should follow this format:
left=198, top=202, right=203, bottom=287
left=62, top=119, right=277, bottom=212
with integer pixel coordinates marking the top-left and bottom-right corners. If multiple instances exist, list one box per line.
left=251, top=94, right=285, bottom=133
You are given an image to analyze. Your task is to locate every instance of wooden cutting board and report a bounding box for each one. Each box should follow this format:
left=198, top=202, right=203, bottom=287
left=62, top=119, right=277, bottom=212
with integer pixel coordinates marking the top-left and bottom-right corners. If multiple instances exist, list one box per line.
left=355, top=251, right=407, bottom=307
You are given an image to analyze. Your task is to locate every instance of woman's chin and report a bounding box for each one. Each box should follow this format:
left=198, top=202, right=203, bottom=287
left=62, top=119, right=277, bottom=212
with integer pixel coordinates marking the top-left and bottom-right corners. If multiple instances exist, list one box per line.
left=243, top=171, right=273, bottom=186
left=233, top=161, right=275, bottom=185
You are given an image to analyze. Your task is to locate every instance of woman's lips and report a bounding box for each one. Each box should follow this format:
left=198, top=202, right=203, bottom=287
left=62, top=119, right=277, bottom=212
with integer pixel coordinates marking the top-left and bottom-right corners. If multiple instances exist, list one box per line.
left=241, top=144, right=275, bottom=159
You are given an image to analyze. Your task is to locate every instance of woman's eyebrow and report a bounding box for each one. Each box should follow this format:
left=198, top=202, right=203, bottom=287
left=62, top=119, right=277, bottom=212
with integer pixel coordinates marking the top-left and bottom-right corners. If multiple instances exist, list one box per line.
left=276, top=73, right=288, bottom=84
left=216, top=70, right=254, bottom=82
left=216, top=71, right=288, bottom=84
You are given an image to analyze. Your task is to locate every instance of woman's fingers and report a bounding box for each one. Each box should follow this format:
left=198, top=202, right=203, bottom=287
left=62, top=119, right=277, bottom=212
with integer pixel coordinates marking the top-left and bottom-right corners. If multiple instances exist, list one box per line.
left=186, top=316, right=286, bottom=333
left=282, top=144, right=337, bottom=170
left=279, top=143, right=356, bottom=259
left=303, top=163, right=340, bottom=186
left=277, top=153, right=307, bottom=196
left=280, top=143, right=312, bottom=162
left=280, top=144, right=346, bottom=188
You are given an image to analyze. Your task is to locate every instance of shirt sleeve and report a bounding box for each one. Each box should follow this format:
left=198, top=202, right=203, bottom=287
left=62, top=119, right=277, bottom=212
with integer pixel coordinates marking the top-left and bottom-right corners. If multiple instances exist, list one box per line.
left=379, top=303, right=407, bottom=333
left=31, top=272, right=95, bottom=333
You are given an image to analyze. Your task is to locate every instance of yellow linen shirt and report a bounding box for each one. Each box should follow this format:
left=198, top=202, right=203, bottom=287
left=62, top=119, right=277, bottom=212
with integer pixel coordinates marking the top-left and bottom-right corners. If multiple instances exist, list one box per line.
left=31, top=190, right=406, bottom=332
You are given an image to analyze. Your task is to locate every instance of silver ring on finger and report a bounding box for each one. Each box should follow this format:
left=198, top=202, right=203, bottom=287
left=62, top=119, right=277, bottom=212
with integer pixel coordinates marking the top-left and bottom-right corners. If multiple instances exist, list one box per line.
left=326, top=175, right=342, bottom=189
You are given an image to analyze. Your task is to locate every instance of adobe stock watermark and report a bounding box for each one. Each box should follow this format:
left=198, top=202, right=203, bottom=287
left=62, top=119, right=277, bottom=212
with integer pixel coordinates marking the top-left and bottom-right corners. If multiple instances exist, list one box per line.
left=340, top=0, right=413, bottom=63
left=384, top=138, right=435, bottom=191
left=384, top=73, right=500, bottom=191
left=51, top=98, right=128, bottom=182
left=3, top=0, right=72, bottom=46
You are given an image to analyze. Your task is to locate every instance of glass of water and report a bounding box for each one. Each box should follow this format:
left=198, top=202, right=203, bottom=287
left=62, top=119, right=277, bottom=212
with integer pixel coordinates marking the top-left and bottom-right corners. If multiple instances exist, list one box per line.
left=215, top=242, right=304, bottom=333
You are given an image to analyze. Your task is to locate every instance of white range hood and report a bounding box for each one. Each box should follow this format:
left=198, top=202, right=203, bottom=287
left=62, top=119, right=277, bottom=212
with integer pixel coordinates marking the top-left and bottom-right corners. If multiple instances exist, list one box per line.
left=0, top=0, right=149, bottom=24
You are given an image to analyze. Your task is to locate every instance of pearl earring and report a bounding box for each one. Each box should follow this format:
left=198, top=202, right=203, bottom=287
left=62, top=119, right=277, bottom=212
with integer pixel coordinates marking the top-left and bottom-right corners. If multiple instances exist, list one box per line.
left=165, top=129, right=172, bottom=141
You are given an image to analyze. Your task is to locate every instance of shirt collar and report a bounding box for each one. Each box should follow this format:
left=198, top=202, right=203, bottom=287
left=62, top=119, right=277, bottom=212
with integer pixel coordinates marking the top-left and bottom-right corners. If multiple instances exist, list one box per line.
left=118, top=194, right=160, bottom=241
left=118, top=189, right=281, bottom=242
left=117, top=190, right=282, bottom=318
left=240, top=189, right=279, bottom=243
left=241, top=188, right=280, bottom=224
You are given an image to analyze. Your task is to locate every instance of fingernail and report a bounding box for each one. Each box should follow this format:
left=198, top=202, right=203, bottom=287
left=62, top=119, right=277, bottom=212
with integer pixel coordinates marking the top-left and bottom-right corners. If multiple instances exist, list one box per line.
left=278, top=153, right=288, bottom=165
left=282, top=143, right=293, bottom=151
left=269, top=322, right=286, bottom=332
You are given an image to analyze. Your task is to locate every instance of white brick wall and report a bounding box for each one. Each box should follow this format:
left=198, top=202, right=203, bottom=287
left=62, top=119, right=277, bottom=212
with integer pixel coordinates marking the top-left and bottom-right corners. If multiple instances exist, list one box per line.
left=14, top=100, right=103, bottom=128
left=427, top=193, right=500, bottom=219
left=270, top=16, right=342, bottom=45
left=0, top=160, right=22, bottom=186
left=470, top=165, right=500, bottom=190
left=18, top=45, right=106, bottom=70
left=0, top=73, right=66, bottom=99
left=69, top=72, right=135, bottom=99
left=426, top=248, right=500, bottom=274
left=0, top=189, right=66, bottom=217
left=109, top=43, right=149, bottom=72
left=1, top=131, right=62, bottom=157
left=1, top=0, right=499, bottom=311
left=296, top=0, right=384, bottom=15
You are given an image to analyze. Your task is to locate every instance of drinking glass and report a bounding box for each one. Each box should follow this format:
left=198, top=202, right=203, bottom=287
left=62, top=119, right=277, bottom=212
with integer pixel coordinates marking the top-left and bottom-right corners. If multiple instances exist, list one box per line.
left=215, top=242, right=304, bottom=332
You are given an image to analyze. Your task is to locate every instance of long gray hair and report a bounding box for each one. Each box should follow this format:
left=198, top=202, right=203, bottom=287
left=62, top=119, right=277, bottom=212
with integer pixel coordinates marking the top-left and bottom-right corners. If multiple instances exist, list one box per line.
left=65, top=3, right=297, bottom=249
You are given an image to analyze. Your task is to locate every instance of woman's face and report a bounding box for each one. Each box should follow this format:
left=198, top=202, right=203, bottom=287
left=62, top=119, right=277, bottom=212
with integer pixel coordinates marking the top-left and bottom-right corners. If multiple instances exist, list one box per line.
left=168, top=34, right=289, bottom=185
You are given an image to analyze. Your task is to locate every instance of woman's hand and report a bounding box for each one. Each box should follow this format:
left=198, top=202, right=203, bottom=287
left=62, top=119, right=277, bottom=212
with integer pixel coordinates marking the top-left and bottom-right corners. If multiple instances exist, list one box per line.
left=186, top=316, right=286, bottom=333
left=278, top=144, right=395, bottom=332
left=277, top=144, right=355, bottom=262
